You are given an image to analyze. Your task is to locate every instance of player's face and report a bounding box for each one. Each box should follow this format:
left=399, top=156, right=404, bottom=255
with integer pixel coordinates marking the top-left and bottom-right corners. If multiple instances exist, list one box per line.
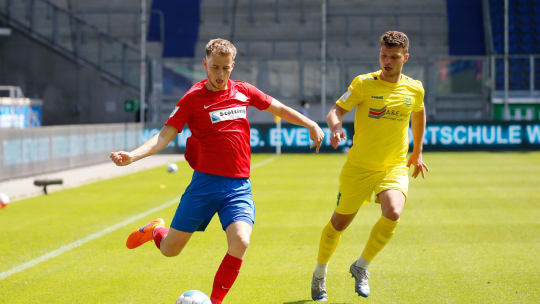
left=203, top=53, right=235, bottom=91
left=379, top=45, right=409, bottom=81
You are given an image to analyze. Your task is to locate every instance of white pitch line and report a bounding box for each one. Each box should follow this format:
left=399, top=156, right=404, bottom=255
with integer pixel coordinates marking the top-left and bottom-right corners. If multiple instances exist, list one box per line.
left=252, top=155, right=279, bottom=169
left=0, top=198, right=179, bottom=281
left=0, top=155, right=279, bottom=281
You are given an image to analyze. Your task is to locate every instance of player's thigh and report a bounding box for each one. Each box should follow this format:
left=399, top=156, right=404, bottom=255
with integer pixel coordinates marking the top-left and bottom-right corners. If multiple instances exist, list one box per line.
left=161, top=227, right=193, bottom=256
left=171, top=194, right=217, bottom=233
left=374, top=165, right=409, bottom=201
left=336, top=162, right=381, bottom=215
left=171, top=172, right=222, bottom=233
left=375, top=166, right=408, bottom=219
left=218, top=179, right=255, bottom=231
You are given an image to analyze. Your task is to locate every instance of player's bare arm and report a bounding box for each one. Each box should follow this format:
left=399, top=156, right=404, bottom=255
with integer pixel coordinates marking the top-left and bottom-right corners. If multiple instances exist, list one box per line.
left=407, top=108, right=429, bottom=178
left=326, top=104, right=349, bottom=149
left=110, top=125, right=179, bottom=166
left=265, top=98, right=325, bottom=152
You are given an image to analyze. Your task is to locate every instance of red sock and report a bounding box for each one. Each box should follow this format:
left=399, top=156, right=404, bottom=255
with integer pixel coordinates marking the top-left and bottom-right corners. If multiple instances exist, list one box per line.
left=152, top=226, right=169, bottom=249
left=210, top=254, right=243, bottom=304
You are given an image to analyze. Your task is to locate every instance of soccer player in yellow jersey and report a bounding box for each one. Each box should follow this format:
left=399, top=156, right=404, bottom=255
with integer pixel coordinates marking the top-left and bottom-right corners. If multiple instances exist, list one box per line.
left=311, top=31, right=429, bottom=301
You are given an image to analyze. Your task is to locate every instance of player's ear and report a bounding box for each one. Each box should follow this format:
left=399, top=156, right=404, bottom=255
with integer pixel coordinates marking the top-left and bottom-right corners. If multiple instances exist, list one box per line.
left=403, top=52, right=409, bottom=63
left=202, top=57, right=207, bottom=69
left=231, top=60, right=235, bottom=70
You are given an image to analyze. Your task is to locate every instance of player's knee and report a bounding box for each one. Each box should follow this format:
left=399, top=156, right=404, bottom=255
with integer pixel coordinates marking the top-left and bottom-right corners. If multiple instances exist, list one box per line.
left=384, top=209, right=401, bottom=221
left=330, top=213, right=355, bottom=231
left=237, top=236, right=250, bottom=251
left=330, top=216, right=352, bottom=231
left=332, top=220, right=348, bottom=231
left=230, top=236, right=250, bottom=253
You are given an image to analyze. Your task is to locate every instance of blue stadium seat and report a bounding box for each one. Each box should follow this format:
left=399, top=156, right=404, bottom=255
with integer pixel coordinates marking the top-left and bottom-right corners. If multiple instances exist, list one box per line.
left=517, top=6, right=529, bottom=14
left=489, top=0, right=539, bottom=56
left=509, top=44, right=521, bottom=53
left=523, top=44, right=535, bottom=53
left=492, top=25, right=503, bottom=35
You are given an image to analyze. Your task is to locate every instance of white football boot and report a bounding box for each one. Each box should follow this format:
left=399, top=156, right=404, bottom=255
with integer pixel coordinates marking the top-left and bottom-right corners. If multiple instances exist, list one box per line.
left=349, top=263, right=370, bottom=297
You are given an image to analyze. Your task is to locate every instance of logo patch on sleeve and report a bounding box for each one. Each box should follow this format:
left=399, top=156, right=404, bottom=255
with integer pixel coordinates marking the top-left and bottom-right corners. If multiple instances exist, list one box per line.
left=340, top=90, right=352, bottom=102
left=169, top=106, right=179, bottom=118
left=209, top=106, right=247, bottom=123
left=234, top=92, right=248, bottom=102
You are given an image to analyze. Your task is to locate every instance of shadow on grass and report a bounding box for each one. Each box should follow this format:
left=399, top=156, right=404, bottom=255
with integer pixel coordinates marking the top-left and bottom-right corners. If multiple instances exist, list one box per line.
left=283, top=301, right=350, bottom=304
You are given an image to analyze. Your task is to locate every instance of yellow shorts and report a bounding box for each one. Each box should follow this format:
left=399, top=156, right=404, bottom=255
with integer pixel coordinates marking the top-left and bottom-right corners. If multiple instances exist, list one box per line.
left=335, top=161, right=409, bottom=215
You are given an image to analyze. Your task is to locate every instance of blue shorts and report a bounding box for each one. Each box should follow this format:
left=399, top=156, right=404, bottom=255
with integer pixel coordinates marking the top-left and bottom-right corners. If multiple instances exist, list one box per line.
left=171, top=171, right=255, bottom=233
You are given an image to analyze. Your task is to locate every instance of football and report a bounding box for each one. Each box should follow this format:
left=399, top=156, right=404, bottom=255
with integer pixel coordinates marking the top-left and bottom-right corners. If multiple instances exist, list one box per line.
left=167, top=163, right=178, bottom=173
left=176, top=290, right=211, bottom=304
left=0, top=192, right=10, bottom=209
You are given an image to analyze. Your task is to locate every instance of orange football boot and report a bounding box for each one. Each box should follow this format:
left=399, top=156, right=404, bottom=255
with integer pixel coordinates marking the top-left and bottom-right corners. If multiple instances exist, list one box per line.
left=126, top=218, right=165, bottom=249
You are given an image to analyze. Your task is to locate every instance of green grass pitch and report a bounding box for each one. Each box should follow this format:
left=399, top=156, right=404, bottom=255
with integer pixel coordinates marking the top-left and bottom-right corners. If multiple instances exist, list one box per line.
left=1, top=152, right=539, bottom=303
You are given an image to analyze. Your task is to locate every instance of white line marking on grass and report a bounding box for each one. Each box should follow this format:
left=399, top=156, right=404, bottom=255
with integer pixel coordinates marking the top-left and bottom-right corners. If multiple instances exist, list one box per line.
left=0, top=198, right=179, bottom=281
left=0, top=155, right=279, bottom=281
left=252, top=155, right=279, bottom=169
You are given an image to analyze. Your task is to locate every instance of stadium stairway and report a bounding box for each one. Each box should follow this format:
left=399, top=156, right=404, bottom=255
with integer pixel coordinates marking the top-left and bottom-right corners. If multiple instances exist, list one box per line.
left=47, top=0, right=147, bottom=45
left=0, top=0, right=152, bottom=124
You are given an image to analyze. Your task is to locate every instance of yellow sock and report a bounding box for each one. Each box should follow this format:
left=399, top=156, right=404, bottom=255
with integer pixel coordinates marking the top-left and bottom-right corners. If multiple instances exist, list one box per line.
left=360, top=216, right=399, bottom=262
left=317, top=221, right=343, bottom=265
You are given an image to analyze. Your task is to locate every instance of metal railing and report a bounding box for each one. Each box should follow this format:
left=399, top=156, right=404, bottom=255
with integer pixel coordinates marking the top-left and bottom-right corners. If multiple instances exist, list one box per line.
left=490, top=54, right=540, bottom=95
left=160, top=54, right=508, bottom=122
left=0, top=0, right=146, bottom=89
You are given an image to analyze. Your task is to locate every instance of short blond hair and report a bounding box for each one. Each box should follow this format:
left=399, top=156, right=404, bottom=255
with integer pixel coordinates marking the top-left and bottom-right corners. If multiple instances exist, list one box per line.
left=380, top=31, right=409, bottom=52
left=205, top=38, right=237, bottom=59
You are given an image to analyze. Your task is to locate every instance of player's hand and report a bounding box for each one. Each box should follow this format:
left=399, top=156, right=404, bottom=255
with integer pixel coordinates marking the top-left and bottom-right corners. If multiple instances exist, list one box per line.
left=110, top=151, right=134, bottom=166
left=308, top=123, right=325, bottom=153
left=330, top=128, right=346, bottom=149
left=407, top=152, right=429, bottom=179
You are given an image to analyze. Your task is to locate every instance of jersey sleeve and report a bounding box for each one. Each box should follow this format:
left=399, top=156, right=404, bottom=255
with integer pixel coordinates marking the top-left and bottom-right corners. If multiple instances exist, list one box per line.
left=165, top=95, right=189, bottom=131
left=412, top=81, right=425, bottom=112
left=246, top=83, right=272, bottom=110
left=336, top=76, right=364, bottom=111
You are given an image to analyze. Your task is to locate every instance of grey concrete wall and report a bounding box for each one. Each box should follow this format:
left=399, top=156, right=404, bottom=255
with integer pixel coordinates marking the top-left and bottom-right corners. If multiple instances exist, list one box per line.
left=0, top=123, right=142, bottom=181
left=0, top=28, right=139, bottom=125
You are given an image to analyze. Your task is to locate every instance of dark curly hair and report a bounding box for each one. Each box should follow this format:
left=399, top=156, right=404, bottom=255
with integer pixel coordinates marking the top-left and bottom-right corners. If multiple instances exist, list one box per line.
left=380, top=31, right=409, bottom=52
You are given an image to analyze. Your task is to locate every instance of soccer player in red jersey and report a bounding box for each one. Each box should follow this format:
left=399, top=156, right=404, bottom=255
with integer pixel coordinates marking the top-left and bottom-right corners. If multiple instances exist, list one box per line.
left=110, top=38, right=324, bottom=304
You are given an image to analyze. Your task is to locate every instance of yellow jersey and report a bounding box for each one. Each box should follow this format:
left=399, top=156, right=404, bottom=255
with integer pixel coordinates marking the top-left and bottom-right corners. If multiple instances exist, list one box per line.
left=336, top=70, right=424, bottom=170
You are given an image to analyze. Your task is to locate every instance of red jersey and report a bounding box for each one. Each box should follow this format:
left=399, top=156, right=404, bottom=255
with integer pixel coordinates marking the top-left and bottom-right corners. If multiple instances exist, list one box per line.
left=166, top=79, right=272, bottom=178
